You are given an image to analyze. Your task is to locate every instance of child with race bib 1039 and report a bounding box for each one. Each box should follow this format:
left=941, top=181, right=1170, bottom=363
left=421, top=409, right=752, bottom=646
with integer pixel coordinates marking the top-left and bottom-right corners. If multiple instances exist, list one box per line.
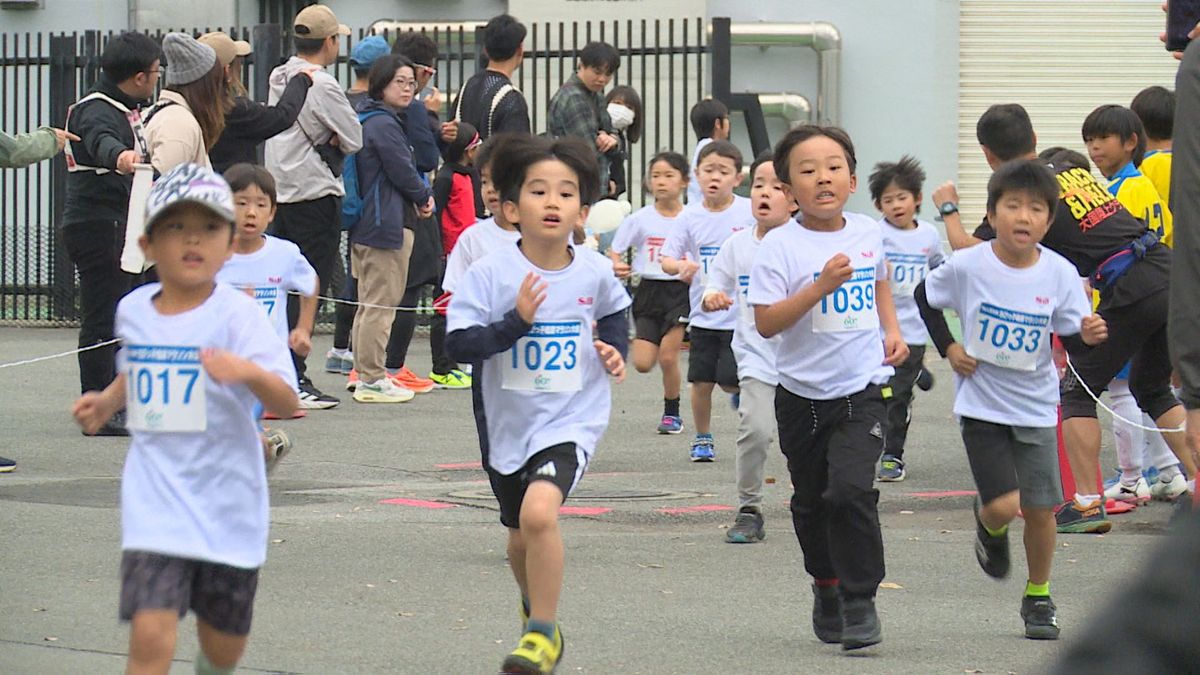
left=749, top=125, right=909, bottom=653
left=445, top=136, right=629, bottom=675
left=915, top=160, right=1107, bottom=641
left=72, top=163, right=299, bottom=674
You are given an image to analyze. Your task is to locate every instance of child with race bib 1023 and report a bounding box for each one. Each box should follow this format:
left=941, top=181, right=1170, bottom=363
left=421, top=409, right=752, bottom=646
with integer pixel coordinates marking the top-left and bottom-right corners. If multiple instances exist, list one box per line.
left=915, top=160, right=1107, bottom=641
left=608, top=150, right=692, bottom=435
left=72, top=163, right=299, bottom=674
left=445, top=136, right=629, bottom=675
left=749, top=125, right=908, bottom=652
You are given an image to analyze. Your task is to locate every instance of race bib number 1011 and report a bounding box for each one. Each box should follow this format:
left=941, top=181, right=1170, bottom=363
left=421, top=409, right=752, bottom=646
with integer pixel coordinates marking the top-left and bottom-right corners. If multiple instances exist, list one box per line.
left=125, top=345, right=207, bottom=432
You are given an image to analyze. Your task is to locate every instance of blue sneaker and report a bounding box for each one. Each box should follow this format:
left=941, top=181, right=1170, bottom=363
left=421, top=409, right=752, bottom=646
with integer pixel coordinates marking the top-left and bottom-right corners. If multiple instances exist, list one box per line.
left=690, top=434, right=715, bottom=462
left=324, top=349, right=353, bottom=375
left=657, top=415, right=683, bottom=434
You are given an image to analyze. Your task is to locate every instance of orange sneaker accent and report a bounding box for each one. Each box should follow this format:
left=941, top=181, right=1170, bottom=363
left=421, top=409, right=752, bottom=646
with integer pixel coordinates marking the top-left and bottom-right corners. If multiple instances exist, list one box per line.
left=391, top=366, right=435, bottom=394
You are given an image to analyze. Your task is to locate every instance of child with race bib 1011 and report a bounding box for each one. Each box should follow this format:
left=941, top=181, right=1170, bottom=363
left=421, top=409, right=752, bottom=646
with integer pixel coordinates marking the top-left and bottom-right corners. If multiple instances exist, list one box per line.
left=445, top=136, right=630, bottom=675
left=915, top=160, right=1108, bottom=641
left=72, top=163, right=299, bottom=674
left=748, top=125, right=909, bottom=652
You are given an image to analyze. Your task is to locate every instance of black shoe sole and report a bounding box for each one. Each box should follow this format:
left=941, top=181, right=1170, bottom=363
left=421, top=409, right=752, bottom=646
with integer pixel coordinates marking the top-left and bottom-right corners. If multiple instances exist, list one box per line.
left=1024, top=626, right=1061, bottom=640
left=841, top=632, right=882, bottom=650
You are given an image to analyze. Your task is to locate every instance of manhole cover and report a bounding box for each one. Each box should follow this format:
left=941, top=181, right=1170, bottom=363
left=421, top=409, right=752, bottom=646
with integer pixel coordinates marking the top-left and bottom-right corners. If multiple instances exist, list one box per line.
left=447, top=488, right=702, bottom=502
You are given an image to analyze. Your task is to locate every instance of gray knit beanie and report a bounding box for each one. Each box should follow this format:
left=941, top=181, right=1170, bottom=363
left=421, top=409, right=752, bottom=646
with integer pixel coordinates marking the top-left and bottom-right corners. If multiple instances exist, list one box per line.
left=162, top=33, right=217, bottom=87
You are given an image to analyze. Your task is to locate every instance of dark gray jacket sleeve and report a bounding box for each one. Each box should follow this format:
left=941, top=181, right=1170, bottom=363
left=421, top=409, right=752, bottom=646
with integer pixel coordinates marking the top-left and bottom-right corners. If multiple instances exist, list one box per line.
left=1170, top=39, right=1200, bottom=408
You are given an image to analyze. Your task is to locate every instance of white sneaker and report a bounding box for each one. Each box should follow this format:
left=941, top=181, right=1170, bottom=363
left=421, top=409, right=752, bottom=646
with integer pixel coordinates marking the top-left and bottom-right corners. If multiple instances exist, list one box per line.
left=1104, top=476, right=1151, bottom=505
left=263, top=428, right=292, bottom=474
left=1150, top=472, right=1189, bottom=502
left=352, top=378, right=415, bottom=403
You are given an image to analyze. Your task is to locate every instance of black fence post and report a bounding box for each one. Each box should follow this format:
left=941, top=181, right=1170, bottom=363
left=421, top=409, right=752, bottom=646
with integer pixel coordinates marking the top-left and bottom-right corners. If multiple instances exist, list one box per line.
left=49, top=34, right=77, bottom=322
left=252, top=23, right=282, bottom=104
left=710, top=17, right=730, bottom=105
left=473, top=25, right=486, bottom=74
left=731, top=93, right=770, bottom=158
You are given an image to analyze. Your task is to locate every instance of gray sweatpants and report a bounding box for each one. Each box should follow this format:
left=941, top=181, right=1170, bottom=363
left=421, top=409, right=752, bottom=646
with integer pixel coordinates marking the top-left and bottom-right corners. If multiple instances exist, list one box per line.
left=736, top=377, right=777, bottom=510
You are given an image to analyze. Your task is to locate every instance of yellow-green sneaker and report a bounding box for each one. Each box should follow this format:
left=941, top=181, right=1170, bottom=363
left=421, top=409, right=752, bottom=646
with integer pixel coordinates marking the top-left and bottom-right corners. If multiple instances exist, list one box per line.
left=429, top=369, right=472, bottom=390
left=501, top=629, right=563, bottom=674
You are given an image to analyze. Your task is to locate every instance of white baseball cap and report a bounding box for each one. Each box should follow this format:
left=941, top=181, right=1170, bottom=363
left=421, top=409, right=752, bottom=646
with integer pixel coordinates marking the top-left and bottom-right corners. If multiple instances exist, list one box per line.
left=144, top=163, right=236, bottom=232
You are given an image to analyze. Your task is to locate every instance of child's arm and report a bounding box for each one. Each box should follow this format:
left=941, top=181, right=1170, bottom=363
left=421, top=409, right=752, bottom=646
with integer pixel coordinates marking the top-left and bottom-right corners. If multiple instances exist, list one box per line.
left=72, top=373, right=127, bottom=434
left=201, top=348, right=298, bottom=419
left=289, top=278, right=319, bottom=357
left=445, top=271, right=543, bottom=363
left=659, top=255, right=699, bottom=282
left=755, top=254, right=852, bottom=338
left=874, top=279, right=910, bottom=366
left=932, top=181, right=983, bottom=250
left=701, top=245, right=737, bottom=312
left=594, top=310, right=629, bottom=383
left=914, top=280, right=977, bottom=376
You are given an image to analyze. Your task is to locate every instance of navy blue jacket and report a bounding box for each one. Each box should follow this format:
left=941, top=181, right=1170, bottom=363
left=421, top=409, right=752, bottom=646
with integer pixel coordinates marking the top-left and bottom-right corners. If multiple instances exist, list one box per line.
left=350, top=98, right=433, bottom=250
left=402, top=104, right=443, bottom=175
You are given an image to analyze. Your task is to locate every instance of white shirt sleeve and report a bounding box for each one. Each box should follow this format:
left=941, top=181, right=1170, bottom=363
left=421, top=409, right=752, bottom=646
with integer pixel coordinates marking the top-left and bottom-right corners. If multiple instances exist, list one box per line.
left=661, top=219, right=689, bottom=260
left=595, top=266, right=633, bottom=318
left=923, top=255, right=958, bottom=311
left=747, top=240, right=792, bottom=307
left=287, top=249, right=319, bottom=296
left=442, top=235, right=474, bottom=294
left=704, top=239, right=737, bottom=299
left=1051, top=263, right=1091, bottom=336
left=610, top=213, right=638, bottom=254
left=446, top=262, right=494, bottom=332
left=231, top=299, right=296, bottom=386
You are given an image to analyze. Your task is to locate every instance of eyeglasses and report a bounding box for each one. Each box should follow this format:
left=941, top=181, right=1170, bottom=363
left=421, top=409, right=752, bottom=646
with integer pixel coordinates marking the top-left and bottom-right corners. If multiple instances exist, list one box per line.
left=413, top=63, right=437, bottom=77
left=393, top=78, right=418, bottom=91
left=143, top=69, right=162, bottom=76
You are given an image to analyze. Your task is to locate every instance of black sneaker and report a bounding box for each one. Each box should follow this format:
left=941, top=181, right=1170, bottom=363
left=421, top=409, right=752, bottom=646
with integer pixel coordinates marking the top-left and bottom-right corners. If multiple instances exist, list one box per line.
left=973, top=497, right=1010, bottom=579
left=85, top=409, right=130, bottom=437
left=1020, top=595, right=1060, bottom=640
left=811, top=583, right=842, bottom=644
left=915, top=366, right=935, bottom=391
left=297, top=380, right=340, bottom=410
left=725, top=507, right=765, bottom=543
left=841, top=596, right=882, bottom=650
left=0, top=456, right=15, bottom=473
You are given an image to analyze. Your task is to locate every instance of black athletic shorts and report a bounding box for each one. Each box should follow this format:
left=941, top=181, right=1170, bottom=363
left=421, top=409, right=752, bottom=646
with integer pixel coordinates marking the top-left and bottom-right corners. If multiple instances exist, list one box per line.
left=631, top=279, right=690, bottom=344
left=686, top=326, right=738, bottom=387
left=487, top=443, right=583, bottom=528
left=119, top=550, right=260, bottom=636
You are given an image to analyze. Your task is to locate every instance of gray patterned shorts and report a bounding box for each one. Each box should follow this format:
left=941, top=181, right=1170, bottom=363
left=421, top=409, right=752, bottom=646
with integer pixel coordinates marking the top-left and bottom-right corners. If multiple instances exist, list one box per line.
left=119, top=550, right=260, bottom=636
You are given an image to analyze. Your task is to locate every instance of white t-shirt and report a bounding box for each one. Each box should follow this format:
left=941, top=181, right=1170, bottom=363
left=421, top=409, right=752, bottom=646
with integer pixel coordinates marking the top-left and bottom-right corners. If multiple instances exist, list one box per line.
left=443, top=216, right=522, bottom=293
left=924, top=242, right=1089, bottom=427
left=687, top=137, right=713, bottom=205
left=878, top=218, right=946, bottom=345
left=748, top=214, right=894, bottom=399
left=704, top=227, right=781, bottom=386
left=661, top=196, right=752, bottom=330
left=216, top=235, right=318, bottom=345
left=447, top=245, right=632, bottom=475
left=116, top=283, right=295, bottom=569
left=610, top=204, right=682, bottom=280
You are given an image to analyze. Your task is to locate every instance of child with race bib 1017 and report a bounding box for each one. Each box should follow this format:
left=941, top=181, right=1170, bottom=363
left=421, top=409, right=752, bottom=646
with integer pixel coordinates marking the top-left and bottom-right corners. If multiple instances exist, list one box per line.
left=915, top=160, right=1107, bottom=641
left=445, top=136, right=629, bottom=675
left=72, top=163, right=299, bottom=674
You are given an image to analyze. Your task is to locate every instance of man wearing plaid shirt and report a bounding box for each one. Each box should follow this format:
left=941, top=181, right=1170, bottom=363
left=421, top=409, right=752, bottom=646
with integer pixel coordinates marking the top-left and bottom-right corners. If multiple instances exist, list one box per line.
left=547, top=41, right=622, bottom=197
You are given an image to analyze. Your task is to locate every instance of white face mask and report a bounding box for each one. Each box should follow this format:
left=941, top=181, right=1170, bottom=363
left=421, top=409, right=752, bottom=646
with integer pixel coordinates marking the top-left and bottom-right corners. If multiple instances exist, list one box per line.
left=607, top=103, right=635, bottom=131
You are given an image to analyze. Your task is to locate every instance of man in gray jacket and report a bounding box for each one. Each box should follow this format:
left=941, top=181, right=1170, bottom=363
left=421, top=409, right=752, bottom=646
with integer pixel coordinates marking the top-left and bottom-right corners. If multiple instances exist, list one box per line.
left=265, top=4, right=362, bottom=409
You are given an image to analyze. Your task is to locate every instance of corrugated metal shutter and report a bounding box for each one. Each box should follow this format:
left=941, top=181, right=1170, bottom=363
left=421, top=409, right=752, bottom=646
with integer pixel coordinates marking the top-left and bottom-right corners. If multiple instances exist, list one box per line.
left=959, top=0, right=1180, bottom=220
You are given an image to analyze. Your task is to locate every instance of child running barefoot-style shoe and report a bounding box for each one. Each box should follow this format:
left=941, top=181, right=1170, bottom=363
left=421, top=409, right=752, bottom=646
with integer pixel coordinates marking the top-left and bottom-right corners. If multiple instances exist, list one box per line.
left=263, top=428, right=292, bottom=474
left=656, top=415, right=683, bottom=434
left=974, top=498, right=1011, bottom=579
left=725, top=506, right=765, bottom=543
left=811, top=583, right=843, bottom=644
left=1150, top=471, right=1189, bottom=501
left=501, top=629, right=564, bottom=674
left=1020, top=595, right=1060, bottom=640
left=877, top=454, right=906, bottom=482
left=689, top=433, right=715, bottom=462
left=1055, top=499, right=1112, bottom=534
left=429, top=369, right=472, bottom=390
left=1103, top=476, right=1152, bottom=505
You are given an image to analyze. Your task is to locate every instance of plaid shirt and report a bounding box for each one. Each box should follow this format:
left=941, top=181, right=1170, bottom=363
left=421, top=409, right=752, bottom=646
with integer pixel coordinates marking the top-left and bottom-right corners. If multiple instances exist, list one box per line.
left=547, top=74, right=613, bottom=194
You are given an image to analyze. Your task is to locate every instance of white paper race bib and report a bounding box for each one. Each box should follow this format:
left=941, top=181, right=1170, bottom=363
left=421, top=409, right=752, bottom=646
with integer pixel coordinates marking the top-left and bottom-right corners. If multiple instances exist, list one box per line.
left=886, top=252, right=928, bottom=297
left=639, top=236, right=666, bottom=276
left=698, top=245, right=721, bottom=285
left=249, top=286, right=280, bottom=317
left=966, top=303, right=1048, bottom=372
left=125, top=345, right=207, bottom=432
left=502, top=320, right=584, bottom=392
left=737, top=274, right=751, bottom=322
left=812, top=267, right=879, bottom=333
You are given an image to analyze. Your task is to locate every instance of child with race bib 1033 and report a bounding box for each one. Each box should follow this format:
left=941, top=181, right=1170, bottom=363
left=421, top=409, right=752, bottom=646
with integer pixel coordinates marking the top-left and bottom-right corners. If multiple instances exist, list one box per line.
left=445, top=136, right=630, bottom=675
left=749, top=125, right=909, bottom=653
left=915, top=160, right=1107, bottom=641
left=72, top=163, right=299, bottom=675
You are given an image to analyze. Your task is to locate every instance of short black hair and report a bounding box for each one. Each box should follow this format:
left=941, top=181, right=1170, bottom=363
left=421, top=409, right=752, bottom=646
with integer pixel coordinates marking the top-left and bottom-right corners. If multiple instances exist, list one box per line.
left=606, top=85, right=642, bottom=144
left=697, top=140, right=744, bottom=172
left=367, top=54, right=415, bottom=101
left=1130, top=86, right=1175, bottom=142
left=869, top=155, right=926, bottom=208
left=294, top=36, right=330, bottom=56
left=643, top=150, right=690, bottom=194
left=749, top=150, right=775, bottom=181
left=393, top=31, right=438, bottom=66
left=1038, top=146, right=1091, bottom=173
left=986, top=159, right=1059, bottom=215
left=492, top=135, right=600, bottom=208
left=100, top=32, right=162, bottom=83
left=1082, top=104, right=1145, bottom=167
left=223, top=163, right=278, bottom=206
left=484, top=14, right=526, bottom=62
left=976, top=104, right=1036, bottom=161
left=773, top=124, right=857, bottom=185
left=476, top=132, right=520, bottom=176
left=578, top=41, right=620, bottom=75
left=690, top=99, right=728, bottom=139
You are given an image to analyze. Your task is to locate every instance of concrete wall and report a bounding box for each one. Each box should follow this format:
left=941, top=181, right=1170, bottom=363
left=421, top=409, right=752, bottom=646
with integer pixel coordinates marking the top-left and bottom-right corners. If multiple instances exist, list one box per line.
left=0, top=0, right=127, bottom=32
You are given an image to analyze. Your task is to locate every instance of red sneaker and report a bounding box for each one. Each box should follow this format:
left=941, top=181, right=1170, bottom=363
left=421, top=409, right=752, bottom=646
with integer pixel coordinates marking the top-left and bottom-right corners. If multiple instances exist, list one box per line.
left=391, top=366, right=435, bottom=394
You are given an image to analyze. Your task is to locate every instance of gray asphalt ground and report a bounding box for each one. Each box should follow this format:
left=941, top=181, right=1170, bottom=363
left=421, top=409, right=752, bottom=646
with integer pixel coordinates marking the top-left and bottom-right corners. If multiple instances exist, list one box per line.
left=0, top=326, right=1181, bottom=674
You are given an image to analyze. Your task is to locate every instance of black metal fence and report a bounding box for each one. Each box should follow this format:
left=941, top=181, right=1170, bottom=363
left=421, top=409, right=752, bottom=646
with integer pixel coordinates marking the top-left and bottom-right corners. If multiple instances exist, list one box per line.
left=1, top=19, right=727, bottom=326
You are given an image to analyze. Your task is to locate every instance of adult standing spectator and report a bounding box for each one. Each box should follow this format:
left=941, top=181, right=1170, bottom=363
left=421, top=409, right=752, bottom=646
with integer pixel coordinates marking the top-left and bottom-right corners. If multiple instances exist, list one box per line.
left=144, top=34, right=231, bottom=174
left=1171, top=22, right=1200, bottom=478
left=265, top=3, right=362, bottom=409
left=2, top=123, right=76, bottom=471
left=547, top=41, right=621, bottom=196
left=202, top=31, right=314, bottom=173
left=451, top=14, right=530, bottom=140
left=604, top=85, right=643, bottom=199
left=61, top=31, right=161, bottom=437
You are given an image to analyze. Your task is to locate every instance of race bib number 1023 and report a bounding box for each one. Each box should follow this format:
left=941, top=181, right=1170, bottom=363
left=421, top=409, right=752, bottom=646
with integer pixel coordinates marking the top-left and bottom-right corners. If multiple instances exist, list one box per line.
left=125, top=345, right=207, bottom=432
left=503, top=320, right=584, bottom=392
left=966, top=303, right=1049, bottom=372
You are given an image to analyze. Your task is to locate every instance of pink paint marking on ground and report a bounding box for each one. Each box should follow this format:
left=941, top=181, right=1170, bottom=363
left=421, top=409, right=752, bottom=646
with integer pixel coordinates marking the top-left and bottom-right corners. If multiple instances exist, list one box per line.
left=559, top=506, right=612, bottom=516
left=909, top=490, right=978, bottom=498
left=435, top=461, right=483, bottom=470
left=656, top=504, right=735, bottom=515
left=379, top=498, right=457, bottom=509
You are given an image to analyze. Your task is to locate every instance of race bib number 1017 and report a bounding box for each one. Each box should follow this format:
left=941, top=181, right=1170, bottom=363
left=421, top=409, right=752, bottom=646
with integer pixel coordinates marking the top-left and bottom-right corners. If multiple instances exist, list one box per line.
left=125, top=345, right=207, bottom=432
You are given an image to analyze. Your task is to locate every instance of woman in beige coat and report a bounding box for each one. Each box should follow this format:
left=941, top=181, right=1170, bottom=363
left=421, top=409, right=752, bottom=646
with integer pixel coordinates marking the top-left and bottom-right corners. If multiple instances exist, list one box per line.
left=144, top=33, right=232, bottom=173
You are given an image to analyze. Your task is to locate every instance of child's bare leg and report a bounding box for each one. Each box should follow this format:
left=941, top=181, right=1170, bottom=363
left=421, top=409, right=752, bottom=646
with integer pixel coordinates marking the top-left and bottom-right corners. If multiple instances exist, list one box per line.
left=692, top=382, right=715, bottom=435
left=979, top=490, right=1020, bottom=530
left=519, top=481, right=566, bottom=624
left=630, top=339, right=659, bottom=374
left=196, top=619, right=249, bottom=672
left=1022, top=507, right=1056, bottom=585
left=126, top=609, right=178, bottom=675
left=507, top=528, right=529, bottom=600
left=659, top=327, right=685, bottom=401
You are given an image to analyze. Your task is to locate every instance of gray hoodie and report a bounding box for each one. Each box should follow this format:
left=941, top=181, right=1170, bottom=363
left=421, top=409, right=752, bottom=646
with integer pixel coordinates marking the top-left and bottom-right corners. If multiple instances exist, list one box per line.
left=264, top=56, right=363, bottom=203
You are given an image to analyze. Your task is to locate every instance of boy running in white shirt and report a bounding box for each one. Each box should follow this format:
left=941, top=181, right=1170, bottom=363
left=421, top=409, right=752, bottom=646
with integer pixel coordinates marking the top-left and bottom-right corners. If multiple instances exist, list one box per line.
left=749, top=125, right=908, bottom=651
left=609, top=151, right=692, bottom=434
left=72, top=163, right=298, bottom=674
left=661, top=141, right=753, bottom=462
left=869, top=156, right=946, bottom=482
left=441, top=133, right=522, bottom=296
left=446, top=136, right=629, bottom=675
left=702, top=152, right=791, bottom=543
left=916, top=160, right=1107, bottom=640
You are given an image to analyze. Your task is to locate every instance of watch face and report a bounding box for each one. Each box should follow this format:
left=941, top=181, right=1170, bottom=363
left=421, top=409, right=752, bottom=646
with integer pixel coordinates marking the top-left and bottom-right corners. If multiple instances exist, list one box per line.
left=940, top=203, right=957, bottom=214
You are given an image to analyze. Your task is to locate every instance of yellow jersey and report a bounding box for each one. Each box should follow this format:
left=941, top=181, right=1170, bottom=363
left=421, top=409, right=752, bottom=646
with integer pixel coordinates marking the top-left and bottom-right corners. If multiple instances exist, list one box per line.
left=1107, top=162, right=1172, bottom=248
left=1139, top=150, right=1172, bottom=209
